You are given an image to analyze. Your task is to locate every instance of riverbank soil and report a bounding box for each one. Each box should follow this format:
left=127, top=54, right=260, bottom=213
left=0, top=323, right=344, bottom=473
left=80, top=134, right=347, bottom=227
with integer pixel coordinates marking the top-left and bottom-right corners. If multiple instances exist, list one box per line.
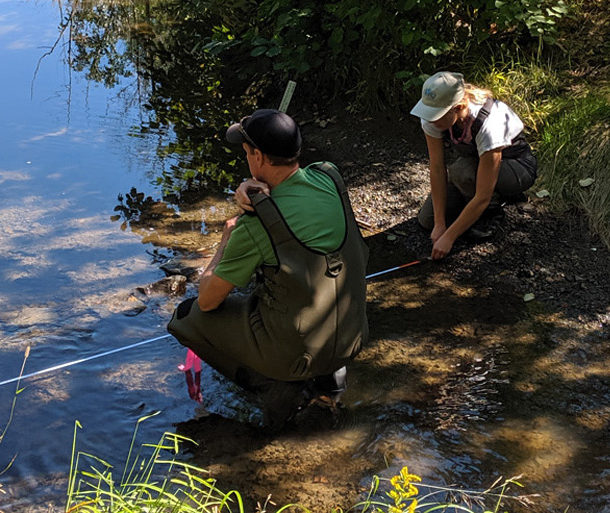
left=177, top=107, right=609, bottom=513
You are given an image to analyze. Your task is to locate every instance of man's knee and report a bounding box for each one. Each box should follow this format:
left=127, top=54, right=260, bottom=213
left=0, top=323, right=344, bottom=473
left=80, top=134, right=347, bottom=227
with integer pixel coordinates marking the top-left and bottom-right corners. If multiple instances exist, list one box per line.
left=167, top=297, right=197, bottom=339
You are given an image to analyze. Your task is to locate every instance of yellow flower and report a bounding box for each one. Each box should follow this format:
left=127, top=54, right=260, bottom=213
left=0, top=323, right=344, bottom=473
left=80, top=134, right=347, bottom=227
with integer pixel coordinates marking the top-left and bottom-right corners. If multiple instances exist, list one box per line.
left=390, top=475, right=404, bottom=490
left=387, top=466, right=423, bottom=508
left=388, top=489, right=402, bottom=502
left=400, top=467, right=421, bottom=484
left=405, top=483, right=419, bottom=498
left=406, top=499, right=418, bottom=513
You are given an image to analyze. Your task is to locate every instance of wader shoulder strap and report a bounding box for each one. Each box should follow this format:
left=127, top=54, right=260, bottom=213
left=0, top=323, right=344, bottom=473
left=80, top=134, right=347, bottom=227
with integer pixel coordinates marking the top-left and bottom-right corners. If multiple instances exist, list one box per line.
left=247, top=189, right=343, bottom=277
left=442, top=97, right=495, bottom=146
left=471, top=97, right=495, bottom=139
left=309, top=162, right=358, bottom=224
left=247, top=191, right=294, bottom=250
left=310, top=162, right=363, bottom=276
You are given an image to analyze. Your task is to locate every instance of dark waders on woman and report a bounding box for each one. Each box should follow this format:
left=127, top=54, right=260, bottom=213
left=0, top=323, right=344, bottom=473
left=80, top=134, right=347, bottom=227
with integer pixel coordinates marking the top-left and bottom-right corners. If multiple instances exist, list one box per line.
left=418, top=98, right=538, bottom=235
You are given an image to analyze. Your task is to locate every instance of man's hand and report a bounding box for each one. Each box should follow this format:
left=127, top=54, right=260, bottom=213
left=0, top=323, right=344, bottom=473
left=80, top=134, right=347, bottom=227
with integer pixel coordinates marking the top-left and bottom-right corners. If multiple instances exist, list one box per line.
left=431, top=232, right=455, bottom=260
left=235, top=178, right=270, bottom=212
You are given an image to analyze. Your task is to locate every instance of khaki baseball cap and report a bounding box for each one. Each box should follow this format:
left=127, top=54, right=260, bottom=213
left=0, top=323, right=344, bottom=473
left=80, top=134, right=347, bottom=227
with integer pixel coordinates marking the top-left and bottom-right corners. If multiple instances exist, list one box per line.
left=410, top=71, right=465, bottom=121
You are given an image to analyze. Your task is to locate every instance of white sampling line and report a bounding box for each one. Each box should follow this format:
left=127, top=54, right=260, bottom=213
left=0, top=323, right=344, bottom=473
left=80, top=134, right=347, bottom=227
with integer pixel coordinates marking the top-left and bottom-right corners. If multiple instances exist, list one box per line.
left=0, top=334, right=172, bottom=388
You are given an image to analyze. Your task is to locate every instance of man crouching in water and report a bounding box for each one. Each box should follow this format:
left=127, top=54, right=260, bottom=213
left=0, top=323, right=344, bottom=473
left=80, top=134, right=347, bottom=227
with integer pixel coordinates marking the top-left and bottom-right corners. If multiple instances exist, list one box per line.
left=168, top=109, right=369, bottom=430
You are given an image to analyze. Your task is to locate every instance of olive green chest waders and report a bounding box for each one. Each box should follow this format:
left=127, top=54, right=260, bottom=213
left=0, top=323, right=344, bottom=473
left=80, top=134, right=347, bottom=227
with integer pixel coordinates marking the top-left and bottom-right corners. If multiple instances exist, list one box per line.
left=167, top=163, right=369, bottom=386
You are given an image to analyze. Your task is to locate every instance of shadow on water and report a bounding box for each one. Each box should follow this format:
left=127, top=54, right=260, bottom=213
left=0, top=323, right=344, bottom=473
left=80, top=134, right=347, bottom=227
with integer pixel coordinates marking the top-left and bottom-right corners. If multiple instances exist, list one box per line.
left=66, top=0, right=262, bottom=201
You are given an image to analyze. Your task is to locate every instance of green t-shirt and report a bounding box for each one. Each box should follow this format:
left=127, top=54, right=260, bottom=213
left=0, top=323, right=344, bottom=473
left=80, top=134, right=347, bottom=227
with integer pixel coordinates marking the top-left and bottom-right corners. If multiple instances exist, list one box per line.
left=215, top=162, right=346, bottom=287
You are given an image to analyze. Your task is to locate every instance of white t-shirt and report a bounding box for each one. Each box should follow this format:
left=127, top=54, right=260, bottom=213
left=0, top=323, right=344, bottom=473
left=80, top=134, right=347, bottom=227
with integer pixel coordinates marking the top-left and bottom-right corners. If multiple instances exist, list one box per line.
left=421, top=100, right=524, bottom=157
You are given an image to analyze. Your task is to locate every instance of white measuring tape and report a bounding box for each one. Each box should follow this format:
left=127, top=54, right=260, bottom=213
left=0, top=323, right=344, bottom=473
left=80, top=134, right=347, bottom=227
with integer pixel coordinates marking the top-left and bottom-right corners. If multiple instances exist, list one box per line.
left=0, top=258, right=428, bottom=388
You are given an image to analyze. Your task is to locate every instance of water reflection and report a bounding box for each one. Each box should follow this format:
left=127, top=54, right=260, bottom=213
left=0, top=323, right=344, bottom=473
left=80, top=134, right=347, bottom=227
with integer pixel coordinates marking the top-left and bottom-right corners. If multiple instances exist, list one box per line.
left=66, top=0, right=255, bottom=200
left=0, top=3, right=225, bottom=509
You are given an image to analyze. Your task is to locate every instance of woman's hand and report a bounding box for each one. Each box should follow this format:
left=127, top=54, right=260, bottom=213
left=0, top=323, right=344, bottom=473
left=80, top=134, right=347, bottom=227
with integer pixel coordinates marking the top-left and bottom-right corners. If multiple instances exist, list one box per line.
left=431, top=232, right=455, bottom=260
left=235, top=178, right=270, bottom=212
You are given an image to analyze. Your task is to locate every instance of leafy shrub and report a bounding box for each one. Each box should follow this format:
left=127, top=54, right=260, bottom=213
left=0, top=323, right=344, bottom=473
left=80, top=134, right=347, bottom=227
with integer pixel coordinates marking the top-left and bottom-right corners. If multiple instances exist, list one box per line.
left=202, top=0, right=569, bottom=109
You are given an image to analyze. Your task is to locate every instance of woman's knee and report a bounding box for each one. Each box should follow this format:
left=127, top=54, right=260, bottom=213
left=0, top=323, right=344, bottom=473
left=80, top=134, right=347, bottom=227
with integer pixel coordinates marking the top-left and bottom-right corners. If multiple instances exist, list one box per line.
left=448, top=157, right=478, bottom=197
left=417, top=196, right=435, bottom=231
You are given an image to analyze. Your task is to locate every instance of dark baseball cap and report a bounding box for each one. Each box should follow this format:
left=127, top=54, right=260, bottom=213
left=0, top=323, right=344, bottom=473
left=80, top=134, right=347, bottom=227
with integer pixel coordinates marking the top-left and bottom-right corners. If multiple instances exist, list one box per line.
left=226, top=109, right=302, bottom=159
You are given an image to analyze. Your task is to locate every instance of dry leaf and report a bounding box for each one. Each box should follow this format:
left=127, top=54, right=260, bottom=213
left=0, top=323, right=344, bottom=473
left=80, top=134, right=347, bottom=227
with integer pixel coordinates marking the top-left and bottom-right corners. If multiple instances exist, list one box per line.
left=578, top=178, right=594, bottom=187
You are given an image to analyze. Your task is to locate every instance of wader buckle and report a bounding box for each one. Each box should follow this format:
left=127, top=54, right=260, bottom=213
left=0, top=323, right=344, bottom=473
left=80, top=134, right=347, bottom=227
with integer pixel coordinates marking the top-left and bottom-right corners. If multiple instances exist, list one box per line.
left=325, top=252, right=343, bottom=277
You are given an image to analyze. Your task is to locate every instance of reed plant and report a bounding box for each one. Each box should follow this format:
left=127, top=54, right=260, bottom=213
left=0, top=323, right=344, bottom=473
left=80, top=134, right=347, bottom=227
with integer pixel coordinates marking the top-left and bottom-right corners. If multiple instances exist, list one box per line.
left=66, top=412, right=304, bottom=513
left=0, top=347, right=30, bottom=512
left=66, top=412, right=245, bottom=513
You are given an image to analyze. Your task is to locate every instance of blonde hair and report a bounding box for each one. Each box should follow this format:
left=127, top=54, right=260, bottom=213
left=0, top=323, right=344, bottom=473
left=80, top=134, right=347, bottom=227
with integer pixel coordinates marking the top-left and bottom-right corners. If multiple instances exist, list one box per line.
left=463, top=83, right=493, bottom=104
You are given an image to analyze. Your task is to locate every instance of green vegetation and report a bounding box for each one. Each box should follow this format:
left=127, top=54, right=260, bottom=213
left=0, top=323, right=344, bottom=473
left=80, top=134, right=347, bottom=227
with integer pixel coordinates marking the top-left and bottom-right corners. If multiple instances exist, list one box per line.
left=65, top=415, right=283, bottom=512
left=536, top=92, right=610, bottom=246
left=66, top=413, right=256, bottom=513
left=202, top=0, right=568, bottom=110
left=63, top=0, right=609, bottom=245
left=66, top=417, right=529, bottom=513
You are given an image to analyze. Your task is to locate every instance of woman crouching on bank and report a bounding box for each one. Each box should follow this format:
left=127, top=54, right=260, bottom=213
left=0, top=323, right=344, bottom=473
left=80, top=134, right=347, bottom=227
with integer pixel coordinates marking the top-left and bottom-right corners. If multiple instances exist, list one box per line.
left=411, top=71, right=537, bottom=260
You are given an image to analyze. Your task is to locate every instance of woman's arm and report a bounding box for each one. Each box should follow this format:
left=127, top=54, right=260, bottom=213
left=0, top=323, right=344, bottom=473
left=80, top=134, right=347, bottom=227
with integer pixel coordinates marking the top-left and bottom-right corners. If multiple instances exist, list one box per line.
left=425, top=134, right=448, bottom=242
left=431, top=149, right=502, bottom=259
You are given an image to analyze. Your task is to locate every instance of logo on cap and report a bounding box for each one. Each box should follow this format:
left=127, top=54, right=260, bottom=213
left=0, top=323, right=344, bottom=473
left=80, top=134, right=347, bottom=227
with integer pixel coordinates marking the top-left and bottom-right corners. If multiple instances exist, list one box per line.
left=424, top=87, right=436, bottom=99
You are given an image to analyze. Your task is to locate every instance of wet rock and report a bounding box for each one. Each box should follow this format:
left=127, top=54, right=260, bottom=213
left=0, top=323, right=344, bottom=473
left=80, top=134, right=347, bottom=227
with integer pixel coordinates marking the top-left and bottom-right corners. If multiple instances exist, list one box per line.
left=160, top=254, right=210, bottom=279
left=136, top=275, right=187, bottom=296
left=123, top=298, right=147, bottom=316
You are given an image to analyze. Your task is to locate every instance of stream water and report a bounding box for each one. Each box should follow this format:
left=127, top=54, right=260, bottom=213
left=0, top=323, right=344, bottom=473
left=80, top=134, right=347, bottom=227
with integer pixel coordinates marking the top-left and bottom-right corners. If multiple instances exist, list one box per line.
left=0, top=2, right=245, bottom=509
left=0, top=2, right=608, bottom=513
